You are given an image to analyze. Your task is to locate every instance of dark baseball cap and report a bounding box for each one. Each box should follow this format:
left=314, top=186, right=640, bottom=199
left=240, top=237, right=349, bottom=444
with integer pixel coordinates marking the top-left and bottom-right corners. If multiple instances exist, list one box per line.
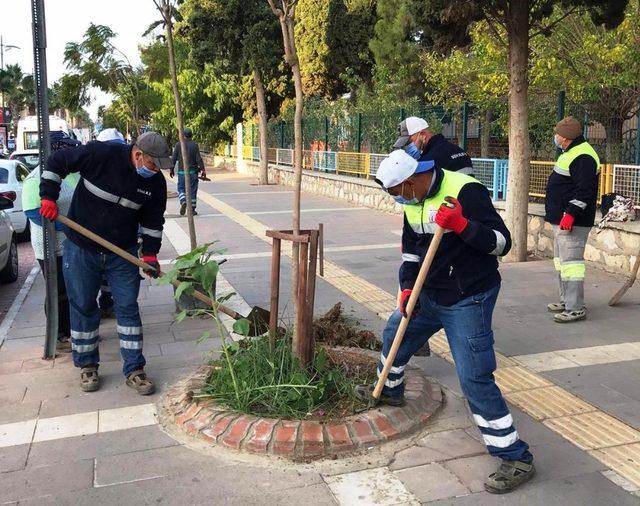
left=135, top=132, right=173, bottom=170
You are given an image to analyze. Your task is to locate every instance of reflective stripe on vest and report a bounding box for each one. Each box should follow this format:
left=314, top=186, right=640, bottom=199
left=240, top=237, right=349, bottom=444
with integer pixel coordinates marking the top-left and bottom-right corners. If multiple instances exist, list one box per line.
left=83, top=179, right=142, bottom=210
left=553, top=141, right=600, bottom=177
left=403, top=170, right=480, bottom=235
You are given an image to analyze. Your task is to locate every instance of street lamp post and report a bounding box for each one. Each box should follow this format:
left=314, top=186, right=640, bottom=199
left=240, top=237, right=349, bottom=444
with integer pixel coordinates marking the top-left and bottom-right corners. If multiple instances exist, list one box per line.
left=31, top=0, right=59, bottom=359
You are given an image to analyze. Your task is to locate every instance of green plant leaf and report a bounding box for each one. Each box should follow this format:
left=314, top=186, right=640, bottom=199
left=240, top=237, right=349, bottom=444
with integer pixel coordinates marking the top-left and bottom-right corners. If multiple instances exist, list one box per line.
left=196, top=331, right=210, bottom=344
left=232, top=318, right=251, bottom=336
left=201, top=261, right=219, bottom=292
left=174, top=281, right=193, bottom=301
left=217, top=293, right=234, bottom=303
left=175, top=310, right=188, bottom=323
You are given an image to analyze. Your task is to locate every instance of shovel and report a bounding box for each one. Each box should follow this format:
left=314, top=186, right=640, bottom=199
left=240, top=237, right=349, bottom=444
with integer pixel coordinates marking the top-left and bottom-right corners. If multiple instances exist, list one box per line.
left=369, top=224, right=446, bottom=407
left=55, top=214, right=270, bottom=337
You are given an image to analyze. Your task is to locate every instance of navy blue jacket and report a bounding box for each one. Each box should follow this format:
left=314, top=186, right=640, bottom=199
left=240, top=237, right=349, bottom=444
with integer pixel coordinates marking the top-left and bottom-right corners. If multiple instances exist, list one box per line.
left=40, top=141, right=167, bottom=255
left=419, top=134, right=473, bottom=174
left=545, top=137, right=599, bottom=227
left=400, top=169, right=511, bottom=305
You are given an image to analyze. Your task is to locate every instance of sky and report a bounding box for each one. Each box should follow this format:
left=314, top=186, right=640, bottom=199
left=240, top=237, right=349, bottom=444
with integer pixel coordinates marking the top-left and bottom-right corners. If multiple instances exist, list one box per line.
left=2, top=0, right=162, bottom=121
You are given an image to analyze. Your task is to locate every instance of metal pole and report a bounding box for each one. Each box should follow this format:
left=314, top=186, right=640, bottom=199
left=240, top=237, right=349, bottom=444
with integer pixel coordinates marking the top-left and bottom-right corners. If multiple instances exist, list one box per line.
left=356, top=112, right=362, bottom=153
left=324, top=116, right=329, bottom=150
left=461, top=102, right=469, bottom=151
left=32, top=0, right=58, bottom=359
left=556, top=91, right=566, bottom=157
left=280, top=121, right=284, bottom=149
left=583, top=110, right=589, bottom=140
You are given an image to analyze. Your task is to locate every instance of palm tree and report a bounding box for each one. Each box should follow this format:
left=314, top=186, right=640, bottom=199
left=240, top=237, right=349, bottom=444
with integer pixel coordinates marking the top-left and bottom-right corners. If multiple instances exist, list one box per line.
left=0, top=64, right=35, bottom=134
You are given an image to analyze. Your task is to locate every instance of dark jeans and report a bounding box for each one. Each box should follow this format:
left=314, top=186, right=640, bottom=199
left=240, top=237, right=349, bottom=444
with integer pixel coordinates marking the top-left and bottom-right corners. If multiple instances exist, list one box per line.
left=177, top=170, right=199, bottom=208
left=378, top=284, right=532, bottom=462
left=62, top=240, right=145, bottom=377
left=38, top=256, right=71, bottom=340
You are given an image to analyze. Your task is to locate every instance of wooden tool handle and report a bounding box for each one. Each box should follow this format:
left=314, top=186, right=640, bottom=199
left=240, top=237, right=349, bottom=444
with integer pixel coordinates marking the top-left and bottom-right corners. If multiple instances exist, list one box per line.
left=55, top=214, right=240, bottom=319
left=372, top=226, right=445, bottom=399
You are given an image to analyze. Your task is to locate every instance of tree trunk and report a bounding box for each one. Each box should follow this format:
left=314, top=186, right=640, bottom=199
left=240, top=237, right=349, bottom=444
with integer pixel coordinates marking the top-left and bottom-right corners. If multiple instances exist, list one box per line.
left=481, top=108, right=493, bottom=158
left=271, top=3, right=307, bottom=362
left=166, top=11, right=197, bottom=250
left=503, top=1, right=530, bottom=263
left=253, top=69, right=270, bottom=185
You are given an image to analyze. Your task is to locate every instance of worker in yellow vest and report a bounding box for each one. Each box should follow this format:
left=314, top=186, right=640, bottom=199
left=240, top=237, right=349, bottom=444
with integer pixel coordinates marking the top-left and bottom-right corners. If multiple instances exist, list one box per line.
left=355, top=149, right=534, bottom=494
left=545, top=117, right=600, bottom=323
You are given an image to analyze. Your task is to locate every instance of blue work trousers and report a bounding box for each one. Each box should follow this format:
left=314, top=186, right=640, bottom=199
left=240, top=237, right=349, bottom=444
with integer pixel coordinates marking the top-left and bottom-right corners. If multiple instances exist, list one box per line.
left=177, top=170, right=199, bottom=208
left=379, top=284, right=532, bottom=462
left=63, top=239, right=145, bottom=377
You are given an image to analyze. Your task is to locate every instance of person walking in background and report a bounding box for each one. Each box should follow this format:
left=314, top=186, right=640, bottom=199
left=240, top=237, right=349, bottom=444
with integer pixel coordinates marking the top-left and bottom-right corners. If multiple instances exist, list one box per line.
left=545, top=116, right=600, bottom=323
left=171, top=128, right=205, bottom=216
left=22, top=131, right=81, bottom=352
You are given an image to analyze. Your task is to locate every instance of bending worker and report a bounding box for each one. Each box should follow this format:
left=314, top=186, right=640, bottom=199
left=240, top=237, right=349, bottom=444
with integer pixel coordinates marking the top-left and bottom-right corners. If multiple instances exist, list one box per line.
left=545, top=116, right=599, bottom=323
left=39, top=132, right=170, bottom=395
left=355, top=150, right=534, bottom=494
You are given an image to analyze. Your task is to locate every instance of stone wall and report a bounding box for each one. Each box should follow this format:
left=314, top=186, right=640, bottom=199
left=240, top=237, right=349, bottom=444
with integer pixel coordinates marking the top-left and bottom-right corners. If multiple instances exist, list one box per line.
left=211, top=156, right=640, bottom=276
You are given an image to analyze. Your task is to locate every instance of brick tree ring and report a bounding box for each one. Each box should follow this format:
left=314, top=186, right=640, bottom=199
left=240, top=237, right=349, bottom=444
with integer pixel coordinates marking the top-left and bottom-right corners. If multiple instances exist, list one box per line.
left=159, top=349, right=443, bottom=460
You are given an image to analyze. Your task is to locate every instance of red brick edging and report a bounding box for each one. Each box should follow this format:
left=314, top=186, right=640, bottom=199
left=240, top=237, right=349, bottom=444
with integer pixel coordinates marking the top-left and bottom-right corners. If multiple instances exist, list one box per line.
left=160, top=358, right=442, bottom=460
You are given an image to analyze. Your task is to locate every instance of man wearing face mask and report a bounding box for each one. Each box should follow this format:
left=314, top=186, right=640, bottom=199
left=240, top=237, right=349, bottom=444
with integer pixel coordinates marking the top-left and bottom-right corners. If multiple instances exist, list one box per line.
left=394, top=116, right=473, bottom=175
left=545, top=116, right=599, bottom=323
left=39, top=131, right=170, bottom=395
left=356, top=150, right=533, bottom=494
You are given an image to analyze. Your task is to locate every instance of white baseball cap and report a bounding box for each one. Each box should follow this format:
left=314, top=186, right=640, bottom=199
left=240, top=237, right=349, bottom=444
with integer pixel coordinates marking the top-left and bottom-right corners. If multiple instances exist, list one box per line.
left=393, top=117, right=429, bottom=148
left=96, top=128, right=125, bottom=144
left=375, top=150, right=435, bottom=189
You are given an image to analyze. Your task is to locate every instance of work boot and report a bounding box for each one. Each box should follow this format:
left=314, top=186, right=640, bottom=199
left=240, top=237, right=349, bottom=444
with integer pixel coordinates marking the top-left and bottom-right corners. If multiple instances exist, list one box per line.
left=57, top=336, right=72, bottom=354
left=179, top=202, right=186, bottom=216
left=554, top=308, right=587, bottom=323
left=547, top=302, right=565, bottom=313
left=353, top=384, right=406, bottom=407
left=80, top=365, right=100, bottom=392
left=485, top=459, right=535, bottom=494
left=126, top=369, right=155, bottom=395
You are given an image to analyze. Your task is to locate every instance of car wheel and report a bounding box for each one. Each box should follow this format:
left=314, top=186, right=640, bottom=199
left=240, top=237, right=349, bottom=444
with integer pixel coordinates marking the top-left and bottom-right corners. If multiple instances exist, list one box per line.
left=17, top=220, right=30, bottom=242
left=0, top=237, right=19, bottom=283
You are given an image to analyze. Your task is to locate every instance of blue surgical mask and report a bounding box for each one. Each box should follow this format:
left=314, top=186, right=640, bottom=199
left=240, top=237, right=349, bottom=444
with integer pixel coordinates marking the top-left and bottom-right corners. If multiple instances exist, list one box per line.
left=393, top=195, right=419, bottom=205
left=137, top=166, right=157, bottom=178
left=404, top=142, right=422, bottom=160
left=553, top=135, right=562, bottom=150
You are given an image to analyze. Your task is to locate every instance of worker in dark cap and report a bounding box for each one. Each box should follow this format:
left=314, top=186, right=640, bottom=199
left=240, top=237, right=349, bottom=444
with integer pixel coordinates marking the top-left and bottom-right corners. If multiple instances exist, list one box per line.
left=39, top=131, right=170, bottom=395
left=545, top=116, right=600, bottom=323
left=171, top=128, right=205, bottom=216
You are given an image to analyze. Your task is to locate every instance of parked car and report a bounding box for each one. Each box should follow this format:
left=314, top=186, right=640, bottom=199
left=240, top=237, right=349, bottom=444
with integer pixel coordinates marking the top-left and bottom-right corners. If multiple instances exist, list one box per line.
left=0, top=194, right=18, bottom=283
left=0, top=160, right=30, bottom=241
left=9, top=151, right=40, bottom=171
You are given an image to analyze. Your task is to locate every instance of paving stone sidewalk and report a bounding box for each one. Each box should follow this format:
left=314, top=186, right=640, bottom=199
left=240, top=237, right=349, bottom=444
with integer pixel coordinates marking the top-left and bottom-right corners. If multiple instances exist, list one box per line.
left=0, top=170, right=639, bottom=504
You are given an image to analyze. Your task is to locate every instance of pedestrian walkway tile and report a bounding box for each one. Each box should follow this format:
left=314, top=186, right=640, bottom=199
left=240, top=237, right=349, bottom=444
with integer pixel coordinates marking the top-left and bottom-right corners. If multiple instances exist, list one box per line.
left=544, top=411, right=640, bottom=450
left=0, top=419, right=36, bottom=448
left=325, top=467, right=420, bottom=506
left=506, top=386, right=595, bottom=420
left=33, top=412, right=98, bottom=443
left=98, top=404, right=157, bottom=433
